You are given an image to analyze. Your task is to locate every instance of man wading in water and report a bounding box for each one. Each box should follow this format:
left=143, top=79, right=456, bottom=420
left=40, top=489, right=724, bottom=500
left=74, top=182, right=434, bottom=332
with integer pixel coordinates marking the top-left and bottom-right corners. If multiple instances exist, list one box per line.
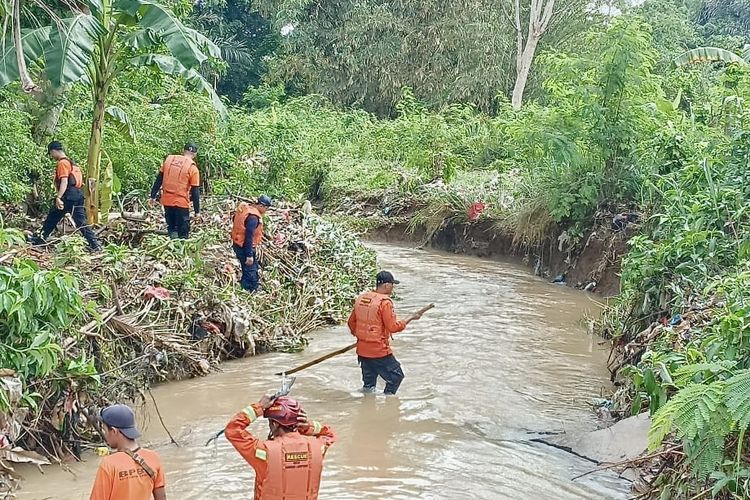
left=90, top=404, right=167, bottom=500
left=224, top=395, right=336, bottom=499
left=347, top=270, right=425, bottom=395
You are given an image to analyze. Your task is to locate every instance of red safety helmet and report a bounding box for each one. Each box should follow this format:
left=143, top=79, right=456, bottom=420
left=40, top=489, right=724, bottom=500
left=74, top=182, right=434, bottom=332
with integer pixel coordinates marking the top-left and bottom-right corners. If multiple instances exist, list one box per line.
left=263, top=396, right=301, bottom=428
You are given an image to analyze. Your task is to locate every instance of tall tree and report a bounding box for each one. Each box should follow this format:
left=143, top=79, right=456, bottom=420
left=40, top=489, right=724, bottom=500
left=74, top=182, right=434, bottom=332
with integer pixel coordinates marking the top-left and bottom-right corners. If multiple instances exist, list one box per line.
left=10, top=0, right=40, bottom=97
left=0, top=0, right=225, bottom=222
left=509, top=0, right=594, bottom=110
left=511, top=0, right=555, bottom=110
left=256, top=0, right=593, bottom=115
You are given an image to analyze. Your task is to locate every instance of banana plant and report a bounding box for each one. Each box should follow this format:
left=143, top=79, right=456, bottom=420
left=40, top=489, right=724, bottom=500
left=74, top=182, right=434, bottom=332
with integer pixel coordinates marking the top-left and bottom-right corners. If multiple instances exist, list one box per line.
left=674, top=45, right=750, bottom=67
left=0, top=0, right=226, bottom=223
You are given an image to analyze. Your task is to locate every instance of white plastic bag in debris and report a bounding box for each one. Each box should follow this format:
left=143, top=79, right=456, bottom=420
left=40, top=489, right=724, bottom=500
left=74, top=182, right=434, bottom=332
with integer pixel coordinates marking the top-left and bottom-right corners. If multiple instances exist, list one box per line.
left=0, top=374, right=24, bottom=448
left=0, top=377, right=22, bottom=405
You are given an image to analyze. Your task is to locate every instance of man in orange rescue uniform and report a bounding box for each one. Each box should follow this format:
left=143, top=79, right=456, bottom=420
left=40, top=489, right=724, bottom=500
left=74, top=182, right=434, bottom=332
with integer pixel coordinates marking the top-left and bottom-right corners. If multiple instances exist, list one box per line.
left=31, top=141, right=102, bottom=251
left=149, top=143, right=201, bottom=239
left=224, top=395, right=336, bottom=500
left=90, top=404, right=167, bottom=500
left=231, top=195, right=272, bottom=291
left=348, top=270, right=425, bottom=395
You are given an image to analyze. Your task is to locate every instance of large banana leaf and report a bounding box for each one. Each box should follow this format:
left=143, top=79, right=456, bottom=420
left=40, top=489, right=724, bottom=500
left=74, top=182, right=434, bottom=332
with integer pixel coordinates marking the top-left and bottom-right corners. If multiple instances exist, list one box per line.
left=117, top=0, right=209, bottom=68
left=46, top=14, right=103, bottom=87
left=674, top=47, right=747, bottom=67
left=105, top=105, right=136, bottom=143
left=184, top=66, right=227, bottom=118
left=83, top=0, right=104, bottom=19
left=0, top=27, right=50, bottom=86
left=123, top=29, right=158, bottom=50
left=131, top=53, right=227, bottom=118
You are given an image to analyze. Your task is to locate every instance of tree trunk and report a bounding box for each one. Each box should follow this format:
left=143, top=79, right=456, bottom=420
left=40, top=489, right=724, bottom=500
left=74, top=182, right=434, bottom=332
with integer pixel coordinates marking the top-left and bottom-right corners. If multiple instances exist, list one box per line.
left=85, top=82, right=107, bottom=224
left=510, top=0, right=555, bottom=111
left=12, top=0, right=42, bottom=97
left=33, top=84, right=67, bottom=142
left=511, top=36, right=540, bottom=110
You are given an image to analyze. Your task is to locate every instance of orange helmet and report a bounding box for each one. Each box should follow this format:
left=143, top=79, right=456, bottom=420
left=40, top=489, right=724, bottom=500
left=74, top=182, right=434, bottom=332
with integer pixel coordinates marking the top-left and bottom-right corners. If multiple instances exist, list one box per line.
left=263, top=397, right=301, bottom=428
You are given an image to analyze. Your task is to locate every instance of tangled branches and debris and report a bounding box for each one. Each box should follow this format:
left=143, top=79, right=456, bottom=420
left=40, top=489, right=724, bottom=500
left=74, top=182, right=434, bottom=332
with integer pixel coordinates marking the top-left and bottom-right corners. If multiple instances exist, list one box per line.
left=0, top=198, right=374, bottom=494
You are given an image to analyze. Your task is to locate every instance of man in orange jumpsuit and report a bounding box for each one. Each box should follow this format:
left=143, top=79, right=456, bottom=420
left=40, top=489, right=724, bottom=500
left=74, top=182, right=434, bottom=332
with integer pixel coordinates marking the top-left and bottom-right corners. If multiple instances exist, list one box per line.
left=347, top=270, right=425, bottom=395
left=224, top=395, right=336, bottom=499
left=90, top=404, right=167, bottom=500
left=149, top=143, right=200, bottom=239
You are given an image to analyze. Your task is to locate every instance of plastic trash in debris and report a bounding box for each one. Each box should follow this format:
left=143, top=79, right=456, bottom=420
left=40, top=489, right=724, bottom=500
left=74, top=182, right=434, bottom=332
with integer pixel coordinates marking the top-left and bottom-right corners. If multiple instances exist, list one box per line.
left=144, top=286, right=171, bottom=301
left=612, top=213, right=629, bottom=231
left=590, top=397, right=613, bottom=409
left=274, top=233, right=287, bottom=247
left=467, top=201, right=486, bottom=221
left=669, top=314, right=682, bottom=326
left=201, top=321, right=222, bottom=335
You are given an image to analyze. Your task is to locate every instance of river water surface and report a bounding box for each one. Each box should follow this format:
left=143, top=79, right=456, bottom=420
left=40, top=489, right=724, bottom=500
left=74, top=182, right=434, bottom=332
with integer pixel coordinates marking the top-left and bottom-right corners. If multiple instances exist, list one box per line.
left=17, top=244, right=630, bottom=499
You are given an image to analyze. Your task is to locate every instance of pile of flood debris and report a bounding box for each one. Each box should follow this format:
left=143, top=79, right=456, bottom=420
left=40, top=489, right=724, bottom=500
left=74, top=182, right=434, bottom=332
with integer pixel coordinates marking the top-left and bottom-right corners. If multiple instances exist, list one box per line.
left=0, top=198, right=374, bottom=494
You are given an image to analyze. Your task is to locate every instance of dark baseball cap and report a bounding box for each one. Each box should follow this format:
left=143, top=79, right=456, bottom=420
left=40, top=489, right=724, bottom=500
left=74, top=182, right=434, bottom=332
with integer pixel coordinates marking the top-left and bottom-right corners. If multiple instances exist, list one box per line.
left=47, top=141, right=64, bottom=152
left=100, top=404, right=141, bottom=440
left=258, top=195, right=272, bottom=207
left=376, top=270, right=400, bottom=285
left=184, top=143, right=198, bottom=153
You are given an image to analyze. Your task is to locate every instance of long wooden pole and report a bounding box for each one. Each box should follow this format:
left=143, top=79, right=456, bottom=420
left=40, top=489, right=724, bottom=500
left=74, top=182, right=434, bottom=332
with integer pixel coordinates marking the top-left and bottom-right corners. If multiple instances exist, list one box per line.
left=275, top=343, right=357, bottom=376
left=275, top=303, right=435, bottom=376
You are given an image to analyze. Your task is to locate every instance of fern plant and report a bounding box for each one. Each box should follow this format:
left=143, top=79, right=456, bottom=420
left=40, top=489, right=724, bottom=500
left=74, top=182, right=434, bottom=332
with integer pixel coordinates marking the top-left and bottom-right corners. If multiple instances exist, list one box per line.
left=649, top=369, right=750, bottom=482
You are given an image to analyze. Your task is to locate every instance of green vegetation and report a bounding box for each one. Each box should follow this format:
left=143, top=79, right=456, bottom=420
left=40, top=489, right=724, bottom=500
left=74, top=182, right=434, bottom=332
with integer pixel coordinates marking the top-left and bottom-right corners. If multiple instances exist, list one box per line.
left=0, top=0, right=749, bottom=495
left=0, top=207, right=374, bottom=469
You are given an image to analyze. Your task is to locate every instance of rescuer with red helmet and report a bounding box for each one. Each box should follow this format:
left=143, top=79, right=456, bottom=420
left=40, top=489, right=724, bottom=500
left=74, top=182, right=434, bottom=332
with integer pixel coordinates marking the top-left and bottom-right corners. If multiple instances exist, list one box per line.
left=224, top=395, right=336, bottom=499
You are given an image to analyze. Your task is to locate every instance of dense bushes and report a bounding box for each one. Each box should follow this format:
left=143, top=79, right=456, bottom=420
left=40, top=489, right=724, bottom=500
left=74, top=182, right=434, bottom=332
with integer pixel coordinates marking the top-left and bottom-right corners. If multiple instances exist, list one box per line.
left=0, top=20, right=666, bottom=231
left=0, top=97, right=43, bottom=203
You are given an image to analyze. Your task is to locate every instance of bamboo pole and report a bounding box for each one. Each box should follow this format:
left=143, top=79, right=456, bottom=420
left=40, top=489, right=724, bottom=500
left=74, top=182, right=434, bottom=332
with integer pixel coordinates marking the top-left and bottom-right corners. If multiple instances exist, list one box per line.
left=275, top=303, right=435, bottom=376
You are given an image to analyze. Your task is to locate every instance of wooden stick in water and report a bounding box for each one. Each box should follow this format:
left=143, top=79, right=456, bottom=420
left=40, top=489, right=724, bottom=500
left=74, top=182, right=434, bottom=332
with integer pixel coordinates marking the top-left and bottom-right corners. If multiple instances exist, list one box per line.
left=275, top=343, right=357, bottom=376
left=274, top=303, right=435, bottom=376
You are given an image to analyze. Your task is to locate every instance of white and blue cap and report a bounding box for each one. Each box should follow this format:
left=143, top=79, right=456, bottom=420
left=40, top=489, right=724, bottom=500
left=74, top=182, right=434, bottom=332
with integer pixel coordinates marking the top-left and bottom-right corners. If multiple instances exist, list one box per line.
left=100, top=404, right=141, bottom=439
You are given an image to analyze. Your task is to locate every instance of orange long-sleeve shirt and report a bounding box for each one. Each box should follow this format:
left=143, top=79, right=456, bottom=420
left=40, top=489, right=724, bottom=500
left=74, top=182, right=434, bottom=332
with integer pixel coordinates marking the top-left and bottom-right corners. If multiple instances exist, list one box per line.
left=224, top=404, right=336, bottom=493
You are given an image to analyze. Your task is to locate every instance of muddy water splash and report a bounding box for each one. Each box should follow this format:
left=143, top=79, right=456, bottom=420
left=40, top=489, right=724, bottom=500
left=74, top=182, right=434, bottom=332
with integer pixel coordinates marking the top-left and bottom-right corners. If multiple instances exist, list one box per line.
left=17, top=244, right=630, bottom=499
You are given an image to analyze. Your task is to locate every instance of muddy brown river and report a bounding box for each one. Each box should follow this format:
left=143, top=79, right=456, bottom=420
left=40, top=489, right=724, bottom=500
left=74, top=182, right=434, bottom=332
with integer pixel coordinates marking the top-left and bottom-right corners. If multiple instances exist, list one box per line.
left=17, top=244, right=630, bottom=499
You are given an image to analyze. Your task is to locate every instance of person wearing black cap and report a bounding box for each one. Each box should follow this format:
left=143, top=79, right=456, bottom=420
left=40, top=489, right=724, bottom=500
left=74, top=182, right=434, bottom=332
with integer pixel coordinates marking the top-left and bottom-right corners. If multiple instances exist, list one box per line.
left=231, top=195, right=272, bottom=291
left=30, top=141, right=102, bottom=251
left=90, top=404, right=167, bottom=500
left=149, top=143, right=200, bottom=239
left=347, top=271, right=425, bottom=395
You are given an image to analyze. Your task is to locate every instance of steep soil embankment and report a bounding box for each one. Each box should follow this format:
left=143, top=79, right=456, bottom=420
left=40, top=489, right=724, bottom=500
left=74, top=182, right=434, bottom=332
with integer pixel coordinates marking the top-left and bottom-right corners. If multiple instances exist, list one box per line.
left=337, top=201, right=632, bottom=297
